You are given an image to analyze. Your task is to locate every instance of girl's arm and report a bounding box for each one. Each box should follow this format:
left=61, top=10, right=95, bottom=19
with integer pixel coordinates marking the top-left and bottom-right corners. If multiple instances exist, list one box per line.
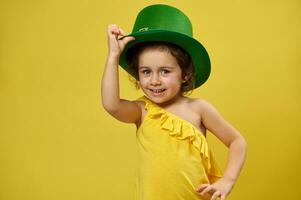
left=101, top=24, right=139, bottom=123
left=195, top=99, right=247, bottom=200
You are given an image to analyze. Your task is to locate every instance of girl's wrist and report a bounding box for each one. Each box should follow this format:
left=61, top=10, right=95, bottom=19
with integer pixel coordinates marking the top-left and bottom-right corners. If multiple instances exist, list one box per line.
left=108, top=51, right=120, bottom=58
left=107, top=52, right=120, bottom=61
left=222, top=176, right=237, bottom=186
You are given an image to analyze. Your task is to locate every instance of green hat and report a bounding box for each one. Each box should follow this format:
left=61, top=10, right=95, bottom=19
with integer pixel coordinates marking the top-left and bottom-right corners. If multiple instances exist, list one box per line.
left=119, top=4, right=211, bottom=89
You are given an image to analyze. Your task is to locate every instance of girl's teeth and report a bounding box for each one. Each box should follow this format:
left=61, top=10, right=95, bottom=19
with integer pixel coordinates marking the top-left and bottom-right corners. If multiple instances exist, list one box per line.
left=151, top=89, right=165, bottom=93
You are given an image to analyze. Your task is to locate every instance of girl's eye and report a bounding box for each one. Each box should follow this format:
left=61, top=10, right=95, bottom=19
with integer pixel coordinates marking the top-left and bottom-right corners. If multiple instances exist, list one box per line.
left=161, top=70, right=170, bottom=74
left=141, top=70, right=150, bottom=75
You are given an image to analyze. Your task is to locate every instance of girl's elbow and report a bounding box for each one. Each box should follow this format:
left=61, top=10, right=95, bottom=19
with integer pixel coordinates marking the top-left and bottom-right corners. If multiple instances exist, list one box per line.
left=240, top=135, right=247, bottom=147
left=231, top=135, right=247, bottom=150
left=238, top=136, right=248, bottom=153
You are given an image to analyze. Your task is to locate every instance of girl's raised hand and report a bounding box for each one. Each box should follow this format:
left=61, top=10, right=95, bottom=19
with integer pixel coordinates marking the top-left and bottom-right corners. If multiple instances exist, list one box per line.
left=195, top=178, right=235, bottom=200
left=107, top=24, right=135, bottom=57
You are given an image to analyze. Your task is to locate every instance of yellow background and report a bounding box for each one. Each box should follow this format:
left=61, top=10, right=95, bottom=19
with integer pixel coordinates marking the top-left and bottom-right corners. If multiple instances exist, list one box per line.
left=1, top=0, right=300, bottom=199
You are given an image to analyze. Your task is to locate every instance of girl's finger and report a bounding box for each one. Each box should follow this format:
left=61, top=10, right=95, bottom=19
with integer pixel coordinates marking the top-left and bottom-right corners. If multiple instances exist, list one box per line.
left=107, top=24, right=118, bottom=33
left=112, top=29, right=119, bottom=33
left=118, top=28, right=126, bottom=36
left=119, top=36, right=135, bottom=51
left=196, top=184, right=210, bottom=192
left=211, top=191, right=221, bottom=200
left=108, top=29, right=119, bottom=39
left=221, top=194, right=227, bottom=200
left=200, top=185, right=213, bottom=196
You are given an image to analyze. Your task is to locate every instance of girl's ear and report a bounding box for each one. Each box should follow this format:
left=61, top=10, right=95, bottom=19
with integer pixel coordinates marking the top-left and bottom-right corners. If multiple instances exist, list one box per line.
left=182, top=73, right=191, bottom=83
left=182, top=75, right=187, bottom=83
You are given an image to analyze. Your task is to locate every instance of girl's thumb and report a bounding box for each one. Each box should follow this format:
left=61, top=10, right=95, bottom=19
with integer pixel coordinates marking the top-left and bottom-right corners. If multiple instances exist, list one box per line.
left=123, top=36, right=135, bottom=44
left=120, top=36, right=135, bottom=52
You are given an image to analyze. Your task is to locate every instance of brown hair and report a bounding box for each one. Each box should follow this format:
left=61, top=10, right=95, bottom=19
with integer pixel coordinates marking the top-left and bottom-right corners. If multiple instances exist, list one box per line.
left=125, top=41, right=195, bottom=96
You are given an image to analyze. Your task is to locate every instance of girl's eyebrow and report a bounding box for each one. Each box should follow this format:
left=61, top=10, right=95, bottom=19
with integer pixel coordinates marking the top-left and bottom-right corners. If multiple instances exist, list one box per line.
left=139, top=66, right=174, bottom=69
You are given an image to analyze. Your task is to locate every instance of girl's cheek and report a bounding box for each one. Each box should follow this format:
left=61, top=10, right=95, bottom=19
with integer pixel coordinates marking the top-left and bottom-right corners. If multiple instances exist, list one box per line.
left=138, top=75, right=146, bottom=82
left=139, top=79, right=148, bottom=86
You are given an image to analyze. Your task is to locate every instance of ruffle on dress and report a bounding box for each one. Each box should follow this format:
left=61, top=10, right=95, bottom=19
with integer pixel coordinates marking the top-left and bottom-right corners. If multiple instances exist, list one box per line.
left=138, top=96, right=223, bottom=182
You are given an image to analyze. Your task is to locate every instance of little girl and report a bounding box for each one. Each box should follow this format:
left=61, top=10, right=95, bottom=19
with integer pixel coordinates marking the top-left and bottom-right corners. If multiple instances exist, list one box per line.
left=101, top=4, right=247, bottom=200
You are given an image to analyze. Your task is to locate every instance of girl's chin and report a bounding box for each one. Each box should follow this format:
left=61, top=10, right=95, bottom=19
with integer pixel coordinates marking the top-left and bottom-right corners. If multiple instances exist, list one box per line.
left=148, top=94, right=169, bottom=104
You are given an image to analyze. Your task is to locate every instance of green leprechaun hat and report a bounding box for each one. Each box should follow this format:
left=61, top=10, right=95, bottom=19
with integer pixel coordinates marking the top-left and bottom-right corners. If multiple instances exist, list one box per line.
left=119, top=4, right=211, bottom=89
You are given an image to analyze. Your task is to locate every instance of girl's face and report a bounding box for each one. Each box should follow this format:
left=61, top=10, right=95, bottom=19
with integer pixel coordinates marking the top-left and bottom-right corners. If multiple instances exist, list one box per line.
left=138, top=48, right=186, bottom=105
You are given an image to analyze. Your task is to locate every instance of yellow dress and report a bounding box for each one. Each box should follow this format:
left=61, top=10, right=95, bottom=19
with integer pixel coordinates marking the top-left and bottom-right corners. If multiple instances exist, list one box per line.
left=134, top=95, right=223, bottom=200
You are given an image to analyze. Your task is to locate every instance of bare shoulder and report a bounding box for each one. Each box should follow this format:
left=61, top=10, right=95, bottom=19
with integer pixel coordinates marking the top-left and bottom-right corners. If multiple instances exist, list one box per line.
left=188, top=96, right=213, bottom=106
left=187, top=97, right=214, bottom=111
left=187, top=97, right=222, bottom=121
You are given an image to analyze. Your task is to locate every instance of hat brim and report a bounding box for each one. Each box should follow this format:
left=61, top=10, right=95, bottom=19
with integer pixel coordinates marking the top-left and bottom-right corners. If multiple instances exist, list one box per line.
left=119, top=29, right=211, bottom=89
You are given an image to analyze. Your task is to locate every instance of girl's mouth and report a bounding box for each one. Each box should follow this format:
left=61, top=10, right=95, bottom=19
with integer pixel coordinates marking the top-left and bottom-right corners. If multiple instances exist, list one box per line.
left=149, top=88, right=166, bottom=96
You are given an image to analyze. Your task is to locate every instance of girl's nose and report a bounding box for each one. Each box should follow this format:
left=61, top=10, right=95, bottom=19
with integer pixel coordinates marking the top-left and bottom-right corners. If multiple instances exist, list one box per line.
left=150, top=75, right=161, bottom=85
